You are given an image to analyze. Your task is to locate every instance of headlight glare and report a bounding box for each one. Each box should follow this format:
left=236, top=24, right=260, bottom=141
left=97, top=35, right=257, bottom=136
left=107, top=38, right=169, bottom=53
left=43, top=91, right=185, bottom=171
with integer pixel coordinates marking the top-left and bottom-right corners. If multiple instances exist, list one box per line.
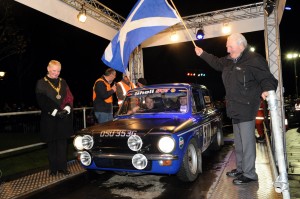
left=73, top=136, right=83, bottom=150
left=158, top=136, right=175, bottom=153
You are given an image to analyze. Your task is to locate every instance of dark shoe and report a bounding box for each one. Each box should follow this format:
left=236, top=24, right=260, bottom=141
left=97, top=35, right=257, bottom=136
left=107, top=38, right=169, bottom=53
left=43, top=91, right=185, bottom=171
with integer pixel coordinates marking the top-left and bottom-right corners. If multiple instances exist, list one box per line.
left=233, top=175, right=257, bottom=185
left=58, top=170, right=71, bottom=175
left=297, top=128, right=300, bottom=133
left=49, top=170, right=57, bottom=176
left=226, top=169, right=243, bottom=177
left=256, top=136, right=265, bottom=143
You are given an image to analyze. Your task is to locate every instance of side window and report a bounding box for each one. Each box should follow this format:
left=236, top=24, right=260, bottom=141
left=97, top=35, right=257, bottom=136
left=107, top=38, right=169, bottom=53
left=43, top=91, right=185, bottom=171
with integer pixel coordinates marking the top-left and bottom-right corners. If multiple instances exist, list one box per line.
left=192, top=89, right=205, bottom=112
left=201, top=88, right=213, bottom=108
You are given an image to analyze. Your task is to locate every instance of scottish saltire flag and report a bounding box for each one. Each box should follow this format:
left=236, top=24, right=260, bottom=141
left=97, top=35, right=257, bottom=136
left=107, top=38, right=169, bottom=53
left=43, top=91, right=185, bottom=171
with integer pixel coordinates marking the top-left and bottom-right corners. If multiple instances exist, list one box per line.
left=101, top=0, right=180, bottom=73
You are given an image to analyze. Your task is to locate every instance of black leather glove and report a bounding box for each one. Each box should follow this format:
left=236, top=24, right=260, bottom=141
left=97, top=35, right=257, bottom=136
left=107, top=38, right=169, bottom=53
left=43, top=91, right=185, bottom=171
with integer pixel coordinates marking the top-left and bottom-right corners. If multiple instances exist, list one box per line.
left=56, top=110, right=68, bottom=119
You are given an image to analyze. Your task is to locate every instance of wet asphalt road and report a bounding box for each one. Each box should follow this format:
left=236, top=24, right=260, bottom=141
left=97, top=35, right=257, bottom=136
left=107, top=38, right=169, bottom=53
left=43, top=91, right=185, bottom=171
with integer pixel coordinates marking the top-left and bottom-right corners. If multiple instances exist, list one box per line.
left=26, top=143, right=233, bottom=199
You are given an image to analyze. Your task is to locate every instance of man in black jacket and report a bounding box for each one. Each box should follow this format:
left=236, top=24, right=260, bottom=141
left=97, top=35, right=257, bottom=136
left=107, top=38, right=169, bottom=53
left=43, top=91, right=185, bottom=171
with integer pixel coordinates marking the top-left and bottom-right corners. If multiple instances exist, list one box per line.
left=195, top=33, right=278, bottom=185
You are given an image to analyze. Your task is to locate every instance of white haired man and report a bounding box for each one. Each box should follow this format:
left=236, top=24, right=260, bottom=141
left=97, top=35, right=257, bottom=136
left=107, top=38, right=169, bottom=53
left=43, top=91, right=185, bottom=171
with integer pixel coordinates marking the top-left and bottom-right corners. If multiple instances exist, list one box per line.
left=195, top=33, right=278, bottom=185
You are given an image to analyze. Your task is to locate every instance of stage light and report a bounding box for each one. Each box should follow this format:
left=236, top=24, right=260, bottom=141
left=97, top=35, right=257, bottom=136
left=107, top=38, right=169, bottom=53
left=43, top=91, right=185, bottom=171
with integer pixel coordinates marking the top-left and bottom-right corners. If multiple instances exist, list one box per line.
left=0, top=71, right=6, bottom=80
left=222, top=23, right=231, bottom=34
left=77, top=6, right=87, bottom=23
left=196, top=29, right=204, bottom=40
left=284, top=6, right=291, bottom=11
left=264, top=0, right=275, bottom=17
left=170, top=32, right=179, bottom=41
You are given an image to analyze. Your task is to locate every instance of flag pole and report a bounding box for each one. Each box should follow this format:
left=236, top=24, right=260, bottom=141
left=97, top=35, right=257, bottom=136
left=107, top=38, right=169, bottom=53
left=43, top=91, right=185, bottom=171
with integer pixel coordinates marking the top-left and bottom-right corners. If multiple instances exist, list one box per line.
left=169, top=0, right=197, bottom=47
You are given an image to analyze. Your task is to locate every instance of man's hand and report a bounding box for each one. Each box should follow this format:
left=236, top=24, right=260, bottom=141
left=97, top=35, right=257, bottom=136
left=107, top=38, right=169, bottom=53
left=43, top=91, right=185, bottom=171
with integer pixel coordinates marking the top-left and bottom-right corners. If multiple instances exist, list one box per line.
left=111, top=84, right=116, bottom=92
left=56, top=110, right=68, bottom=119
left=261, top=91, right=269, bottom=100
left=195, top=46, right=203, bottom=56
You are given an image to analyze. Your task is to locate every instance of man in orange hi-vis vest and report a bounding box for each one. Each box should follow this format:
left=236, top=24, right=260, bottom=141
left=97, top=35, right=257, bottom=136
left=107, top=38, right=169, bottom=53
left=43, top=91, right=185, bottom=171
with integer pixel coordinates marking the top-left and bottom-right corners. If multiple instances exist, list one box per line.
left=116, top=73, right=136, bottom=107
left=93, top=68, right=116, bottom=124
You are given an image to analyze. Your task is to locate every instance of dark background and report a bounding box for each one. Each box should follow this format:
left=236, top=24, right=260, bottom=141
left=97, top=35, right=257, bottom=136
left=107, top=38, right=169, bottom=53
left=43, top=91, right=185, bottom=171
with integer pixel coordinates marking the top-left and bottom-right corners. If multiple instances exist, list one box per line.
left=0, top=0, right=299, bottom=109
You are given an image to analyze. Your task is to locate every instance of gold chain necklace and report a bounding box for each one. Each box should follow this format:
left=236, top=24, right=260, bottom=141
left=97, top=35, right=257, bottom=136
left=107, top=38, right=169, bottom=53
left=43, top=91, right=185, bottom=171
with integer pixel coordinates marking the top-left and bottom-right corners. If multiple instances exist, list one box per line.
left=44, top=77, right=62, bottom=99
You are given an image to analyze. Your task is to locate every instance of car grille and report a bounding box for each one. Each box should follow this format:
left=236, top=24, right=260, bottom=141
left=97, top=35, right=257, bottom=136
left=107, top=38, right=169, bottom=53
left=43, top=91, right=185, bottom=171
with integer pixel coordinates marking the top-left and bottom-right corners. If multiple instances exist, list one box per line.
left=92, top=134, right=162, bottom=154
left=94, top=158, right=152, bottom=171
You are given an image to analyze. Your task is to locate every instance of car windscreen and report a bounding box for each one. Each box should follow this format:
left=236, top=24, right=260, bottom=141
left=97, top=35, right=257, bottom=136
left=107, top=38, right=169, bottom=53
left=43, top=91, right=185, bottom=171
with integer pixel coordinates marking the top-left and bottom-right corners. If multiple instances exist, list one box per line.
left=117, top=87, right=188, bottom=115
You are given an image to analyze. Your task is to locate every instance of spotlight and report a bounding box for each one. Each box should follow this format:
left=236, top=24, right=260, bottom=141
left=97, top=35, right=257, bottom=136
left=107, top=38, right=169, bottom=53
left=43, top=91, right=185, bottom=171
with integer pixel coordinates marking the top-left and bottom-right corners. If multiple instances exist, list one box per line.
left=196, top=29, right=204, bottom=40
left=170, top=32, right=179, bottom=41
left=0, top=71, right=6, bottom=80
left=77, top=6, right=87, bottom=23
left=250, top=47, right=255, bottom=52
left=222, top=23, right=231, bottom=34
left=264, top=0, right=275, bottom=17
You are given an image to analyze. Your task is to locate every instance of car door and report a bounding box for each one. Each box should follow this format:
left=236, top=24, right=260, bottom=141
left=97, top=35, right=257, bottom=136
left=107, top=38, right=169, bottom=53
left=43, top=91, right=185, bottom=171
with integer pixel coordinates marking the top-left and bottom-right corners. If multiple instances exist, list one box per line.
left=192, top=87, right=212, bottom=151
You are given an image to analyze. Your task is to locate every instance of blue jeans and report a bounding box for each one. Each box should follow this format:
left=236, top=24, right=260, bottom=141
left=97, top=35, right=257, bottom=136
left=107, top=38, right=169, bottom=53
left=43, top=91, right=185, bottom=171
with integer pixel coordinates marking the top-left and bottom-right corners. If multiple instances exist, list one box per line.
left=94, top=112, right=113, bottom=124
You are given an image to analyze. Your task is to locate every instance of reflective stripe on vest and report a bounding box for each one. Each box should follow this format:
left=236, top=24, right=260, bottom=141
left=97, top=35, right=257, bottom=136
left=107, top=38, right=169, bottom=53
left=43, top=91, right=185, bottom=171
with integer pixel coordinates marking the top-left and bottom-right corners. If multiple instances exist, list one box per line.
left=93, top=78, right=112, bottom=103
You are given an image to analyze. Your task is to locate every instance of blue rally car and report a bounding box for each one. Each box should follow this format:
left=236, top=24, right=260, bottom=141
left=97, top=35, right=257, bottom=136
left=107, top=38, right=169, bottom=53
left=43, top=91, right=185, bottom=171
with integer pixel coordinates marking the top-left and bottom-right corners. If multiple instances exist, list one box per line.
left=73, top=83, right=224, bottom=182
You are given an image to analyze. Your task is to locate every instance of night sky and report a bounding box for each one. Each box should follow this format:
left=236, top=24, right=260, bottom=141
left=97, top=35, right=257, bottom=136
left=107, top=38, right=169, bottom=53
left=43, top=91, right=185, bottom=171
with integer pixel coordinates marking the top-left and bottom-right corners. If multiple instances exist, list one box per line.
left=0, top=0, right=299, bottom=109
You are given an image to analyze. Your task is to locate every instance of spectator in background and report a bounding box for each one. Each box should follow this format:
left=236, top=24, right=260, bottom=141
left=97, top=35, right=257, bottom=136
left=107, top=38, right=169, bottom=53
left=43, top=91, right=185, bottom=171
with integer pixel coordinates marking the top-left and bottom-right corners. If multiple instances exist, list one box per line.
left=93, top=68, right=116, bottom=124
left=35, top=60, right=74, bottom=176
left=116, top=73, right=136, bottom=107
left=137, top=78, right=147, bottom=88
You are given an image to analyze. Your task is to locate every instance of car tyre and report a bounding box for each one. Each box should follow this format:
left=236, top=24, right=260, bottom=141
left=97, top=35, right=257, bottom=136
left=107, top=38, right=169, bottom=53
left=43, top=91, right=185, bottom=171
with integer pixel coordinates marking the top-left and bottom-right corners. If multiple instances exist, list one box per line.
left=211, top=125, right=224, bottom=151
left=177, top=139, right=201, bottom=182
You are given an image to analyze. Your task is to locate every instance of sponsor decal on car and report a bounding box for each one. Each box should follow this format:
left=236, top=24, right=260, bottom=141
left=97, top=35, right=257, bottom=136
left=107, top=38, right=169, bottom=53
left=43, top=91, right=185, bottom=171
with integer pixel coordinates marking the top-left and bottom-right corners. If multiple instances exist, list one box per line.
left=179, top=137, right=184, bottom=149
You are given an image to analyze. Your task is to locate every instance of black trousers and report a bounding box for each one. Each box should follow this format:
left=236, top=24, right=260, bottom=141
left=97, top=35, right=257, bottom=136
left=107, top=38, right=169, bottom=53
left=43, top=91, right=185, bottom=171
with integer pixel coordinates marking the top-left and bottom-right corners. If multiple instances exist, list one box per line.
left=47, top=139, right=68, bottom=172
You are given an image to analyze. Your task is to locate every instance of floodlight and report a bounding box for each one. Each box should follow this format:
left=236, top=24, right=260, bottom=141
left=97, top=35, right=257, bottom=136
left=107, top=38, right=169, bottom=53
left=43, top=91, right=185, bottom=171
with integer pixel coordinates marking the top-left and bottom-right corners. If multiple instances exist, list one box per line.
left=77, top=6, right=87, bottom=23
left=196, top=29, right=204, bottom=40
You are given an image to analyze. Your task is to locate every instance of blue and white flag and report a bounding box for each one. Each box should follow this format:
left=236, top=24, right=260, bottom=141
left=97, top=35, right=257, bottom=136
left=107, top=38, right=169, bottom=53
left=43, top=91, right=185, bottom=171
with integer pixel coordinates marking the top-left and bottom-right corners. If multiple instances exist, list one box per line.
left=101, top=0, right=180, bottom=73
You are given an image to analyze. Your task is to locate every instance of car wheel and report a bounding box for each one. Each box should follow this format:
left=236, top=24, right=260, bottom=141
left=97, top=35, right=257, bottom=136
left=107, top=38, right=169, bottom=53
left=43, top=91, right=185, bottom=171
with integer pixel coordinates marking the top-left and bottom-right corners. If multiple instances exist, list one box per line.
left=177, top=139, right=200, bottom=182
left=211, top=126, right=224, bottom=151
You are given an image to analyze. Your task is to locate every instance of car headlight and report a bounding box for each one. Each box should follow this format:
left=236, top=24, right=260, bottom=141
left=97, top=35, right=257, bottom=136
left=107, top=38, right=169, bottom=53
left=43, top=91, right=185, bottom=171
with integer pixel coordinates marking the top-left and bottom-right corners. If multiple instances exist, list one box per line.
left=79, top=151, right=92, bottom=166
left=158, top=136, right=175, bottom=153
left=73, top=135, right=94, bottom=150
left=128, top=135, right=143, bottom=151
left=132, top=153, right=147, bottom=170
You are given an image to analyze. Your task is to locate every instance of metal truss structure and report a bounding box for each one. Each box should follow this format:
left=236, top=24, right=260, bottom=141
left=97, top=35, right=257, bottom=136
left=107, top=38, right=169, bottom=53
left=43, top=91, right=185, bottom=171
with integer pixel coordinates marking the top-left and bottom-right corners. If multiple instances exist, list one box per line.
left=129, top=45, right=144, bottom=83
left=173, top=2, right=264, bottom=31
left=59, top=0, right=125, bottom=30
left=264, top=1, right=290, bottom=197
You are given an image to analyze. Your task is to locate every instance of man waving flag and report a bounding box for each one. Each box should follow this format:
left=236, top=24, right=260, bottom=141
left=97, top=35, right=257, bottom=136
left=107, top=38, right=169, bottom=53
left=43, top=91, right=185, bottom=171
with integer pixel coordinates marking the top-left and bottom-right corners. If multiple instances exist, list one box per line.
left=101, top=0, right=180, bottom=73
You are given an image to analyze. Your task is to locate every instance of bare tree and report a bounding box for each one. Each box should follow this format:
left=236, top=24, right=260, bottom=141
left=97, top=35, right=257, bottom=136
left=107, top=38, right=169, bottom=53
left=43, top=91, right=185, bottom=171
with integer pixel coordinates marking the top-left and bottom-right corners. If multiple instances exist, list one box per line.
left=0, top=0, right=27, bottom=63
